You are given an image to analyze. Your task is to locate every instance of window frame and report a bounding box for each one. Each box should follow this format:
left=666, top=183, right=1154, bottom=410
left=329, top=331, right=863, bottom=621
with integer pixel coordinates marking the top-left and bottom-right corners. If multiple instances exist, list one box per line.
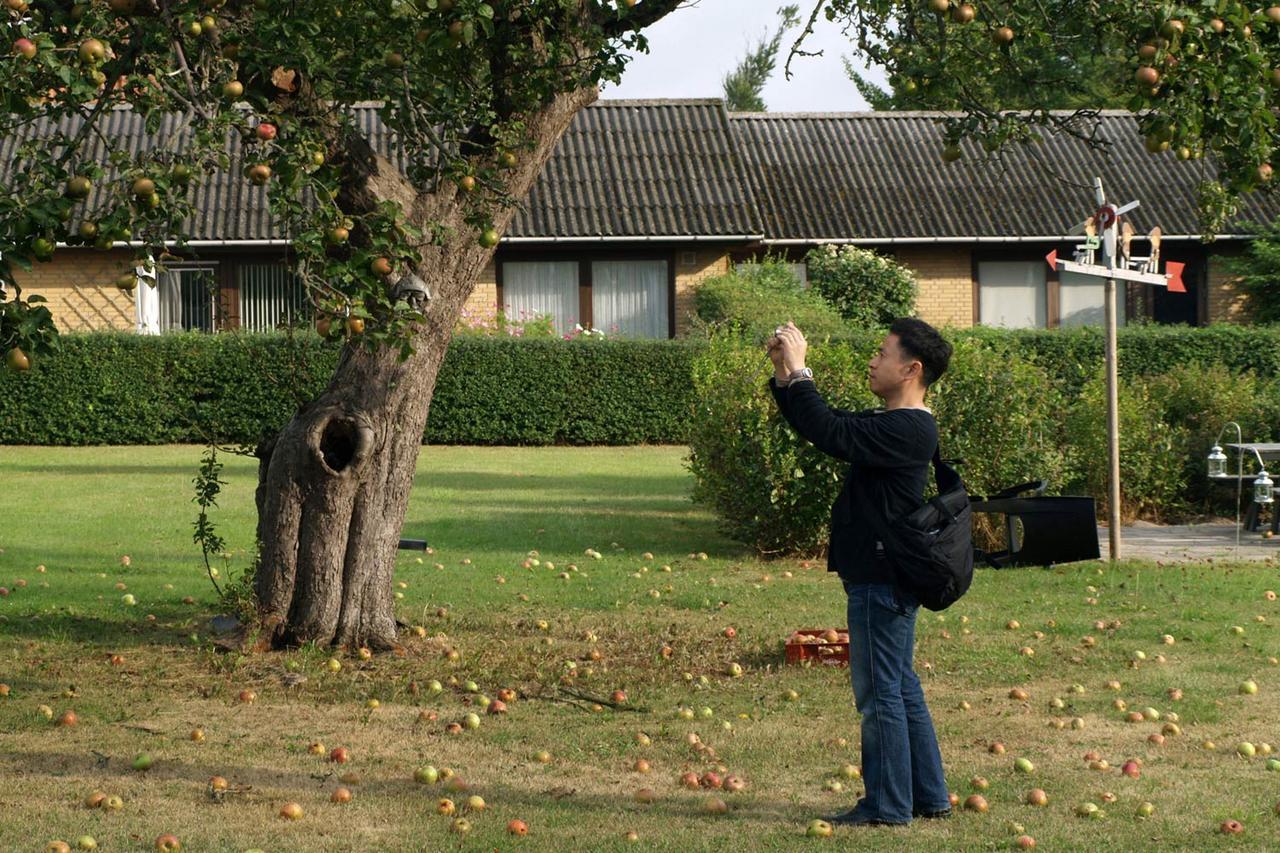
left=495, top=246, right=677, bottom=338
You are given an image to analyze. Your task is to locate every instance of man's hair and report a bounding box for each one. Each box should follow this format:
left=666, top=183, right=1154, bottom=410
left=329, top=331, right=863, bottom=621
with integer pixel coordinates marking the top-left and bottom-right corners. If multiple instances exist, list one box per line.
left=889, top=317, right=952, bottom=388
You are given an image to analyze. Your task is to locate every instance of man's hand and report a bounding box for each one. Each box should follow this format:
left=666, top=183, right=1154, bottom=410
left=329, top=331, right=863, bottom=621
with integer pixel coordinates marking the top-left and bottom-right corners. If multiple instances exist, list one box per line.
left=775, top=321, right=808, bottom=375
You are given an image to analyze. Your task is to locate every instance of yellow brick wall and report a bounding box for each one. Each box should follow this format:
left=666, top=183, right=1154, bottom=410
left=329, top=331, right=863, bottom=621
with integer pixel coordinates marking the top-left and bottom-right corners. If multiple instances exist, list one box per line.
left=11, top=249, right=137, bottom=331
left=1206, top=252, right=1250, bottom=323
left=464, top=258, right=498, bottom=318
left=673, top=247, right=730, bottom=337
left=893, top=245, right=974, bottom=328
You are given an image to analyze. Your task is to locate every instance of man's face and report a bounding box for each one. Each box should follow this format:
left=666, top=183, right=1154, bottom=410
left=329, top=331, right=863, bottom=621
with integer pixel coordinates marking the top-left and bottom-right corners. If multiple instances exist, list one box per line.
left=867, top=333, right=919, bottom=397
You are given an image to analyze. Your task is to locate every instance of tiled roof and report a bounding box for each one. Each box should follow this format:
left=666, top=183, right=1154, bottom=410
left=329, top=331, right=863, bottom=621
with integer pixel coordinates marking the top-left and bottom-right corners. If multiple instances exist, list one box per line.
left=4, top=102, right=1278, bottom=243
left=0, top=105, right=404, bottom=243
left=507, top=98, right=764, bottom=239
left=728, top=110, right=1280, bottom=241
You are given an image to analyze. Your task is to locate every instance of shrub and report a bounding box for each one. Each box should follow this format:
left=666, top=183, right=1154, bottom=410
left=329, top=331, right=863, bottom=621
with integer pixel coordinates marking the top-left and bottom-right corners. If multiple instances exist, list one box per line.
left=1064, top=372, right=1188, bottom=523
left=690, top=254, right=848, bottom=343
left=686, top=331, right=875, bottom=556
left=686, top=331, right=1073, bottom=556
left=1146, top=363, right=1280, bottom=517
left=803, top=245, right=917, bottom=328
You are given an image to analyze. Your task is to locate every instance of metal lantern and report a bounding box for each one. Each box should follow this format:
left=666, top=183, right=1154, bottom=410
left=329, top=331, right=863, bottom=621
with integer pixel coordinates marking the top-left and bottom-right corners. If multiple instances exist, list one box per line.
left=1207, top=444, right=1228, bottom=479
left=1254, top=469, right=1275, bottom=505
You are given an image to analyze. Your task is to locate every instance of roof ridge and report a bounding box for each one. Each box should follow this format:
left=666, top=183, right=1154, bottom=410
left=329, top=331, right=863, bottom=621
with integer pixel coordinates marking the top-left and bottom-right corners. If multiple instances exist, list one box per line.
left=591, top=97, right=727, bottom=107
left=727, top=109, right=1142, bottom=119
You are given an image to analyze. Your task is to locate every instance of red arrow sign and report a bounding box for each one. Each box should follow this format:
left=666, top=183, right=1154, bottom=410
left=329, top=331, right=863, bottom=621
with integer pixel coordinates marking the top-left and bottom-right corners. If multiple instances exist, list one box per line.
left=1045, top=249, right=1057, bottom=270
left=1166, top=260, right=1186, bottom=293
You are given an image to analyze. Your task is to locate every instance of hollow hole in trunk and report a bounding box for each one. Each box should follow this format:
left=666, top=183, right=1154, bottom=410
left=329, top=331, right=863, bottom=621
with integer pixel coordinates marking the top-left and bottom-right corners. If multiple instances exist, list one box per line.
left=320, top=418, right=359, bottom=472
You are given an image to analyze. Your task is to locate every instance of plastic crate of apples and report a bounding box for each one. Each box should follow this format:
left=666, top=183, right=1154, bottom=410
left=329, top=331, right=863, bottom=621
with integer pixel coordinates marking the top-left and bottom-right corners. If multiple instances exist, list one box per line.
left=785, top=628, right=850, bottom=665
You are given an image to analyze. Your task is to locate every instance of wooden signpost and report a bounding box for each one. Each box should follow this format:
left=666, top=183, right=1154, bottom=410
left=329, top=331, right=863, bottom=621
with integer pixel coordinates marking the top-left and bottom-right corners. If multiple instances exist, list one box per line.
left=1045, top=178, right=1186, bottom=561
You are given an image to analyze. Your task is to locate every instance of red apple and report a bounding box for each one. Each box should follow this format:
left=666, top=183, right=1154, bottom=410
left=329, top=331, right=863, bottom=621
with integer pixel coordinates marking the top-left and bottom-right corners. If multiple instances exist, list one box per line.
left=255, top=123, right=277, bottom=141
left=13, top=38, right=37, bottom=60
left=154, top=834, right=181, bottom=851
left=700, top=771, right=722, bottom=789
left=679, top=772, right=700, bottom=789
left=1220, top=819, right=1244, bottom=835
left=55, top=710, right=78, bottom=727
left=279, top=802, right=303, bottom=820
left=507, top=819, right=528, bottom=835
left=238, top=689, right=256, bottom=704
left=329, top=746, right=350, bottom=763
left=330, top=786, right=353, bottom=804
left=963, top=794, right=989, bottom=812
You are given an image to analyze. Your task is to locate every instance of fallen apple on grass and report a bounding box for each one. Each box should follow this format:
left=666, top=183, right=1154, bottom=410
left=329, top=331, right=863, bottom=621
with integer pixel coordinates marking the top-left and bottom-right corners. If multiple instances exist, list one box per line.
left=279, top=802, right=303, bottom=820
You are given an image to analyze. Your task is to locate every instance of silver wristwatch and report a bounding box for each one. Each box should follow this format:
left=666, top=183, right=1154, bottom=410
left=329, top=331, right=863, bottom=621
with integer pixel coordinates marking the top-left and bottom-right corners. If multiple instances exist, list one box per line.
left=787, top=367, right=815, bottom=384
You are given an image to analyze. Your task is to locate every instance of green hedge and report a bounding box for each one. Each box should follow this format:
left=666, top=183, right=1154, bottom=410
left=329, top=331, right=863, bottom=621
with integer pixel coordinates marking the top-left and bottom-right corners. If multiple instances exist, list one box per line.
left=4, top=324, right=1280, bottom=450
left=688, top=329, right=1280, bottom=551
left=0, top=333, right=703, bottom=446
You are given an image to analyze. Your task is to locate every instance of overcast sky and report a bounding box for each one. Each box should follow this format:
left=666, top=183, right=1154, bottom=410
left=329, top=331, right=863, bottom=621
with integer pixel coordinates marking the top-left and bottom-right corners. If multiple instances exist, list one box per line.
left=600, top=0, right=886, bottom=111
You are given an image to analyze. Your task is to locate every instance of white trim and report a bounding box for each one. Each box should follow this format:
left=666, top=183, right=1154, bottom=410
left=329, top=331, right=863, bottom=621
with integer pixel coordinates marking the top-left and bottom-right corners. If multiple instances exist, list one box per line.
left=52, top=240, right=288, bottom=249
left=500, top=235, right=764, bottom=243
left=765, top=234, right=1249, bottom=245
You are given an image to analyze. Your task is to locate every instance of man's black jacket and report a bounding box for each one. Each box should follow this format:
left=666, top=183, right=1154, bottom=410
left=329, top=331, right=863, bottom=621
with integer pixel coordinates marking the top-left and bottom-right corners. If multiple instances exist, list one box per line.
left=768, top=377, right=938, bottom=585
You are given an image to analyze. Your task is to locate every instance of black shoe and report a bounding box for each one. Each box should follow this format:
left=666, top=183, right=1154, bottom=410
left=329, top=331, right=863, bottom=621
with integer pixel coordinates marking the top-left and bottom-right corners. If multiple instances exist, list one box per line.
left=821, top=808, right=908, bottom=827
left=912, top=807, right=953, bottom=820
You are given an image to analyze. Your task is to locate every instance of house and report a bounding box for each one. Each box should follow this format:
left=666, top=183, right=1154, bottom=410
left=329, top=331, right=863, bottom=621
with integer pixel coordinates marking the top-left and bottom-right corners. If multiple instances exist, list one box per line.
left=6, top=99, right=1273, bottom=337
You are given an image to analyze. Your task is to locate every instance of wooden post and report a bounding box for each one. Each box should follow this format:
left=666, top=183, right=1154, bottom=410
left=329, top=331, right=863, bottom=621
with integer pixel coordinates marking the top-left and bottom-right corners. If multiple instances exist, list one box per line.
left=1105, top=276, right=1122, bottom=561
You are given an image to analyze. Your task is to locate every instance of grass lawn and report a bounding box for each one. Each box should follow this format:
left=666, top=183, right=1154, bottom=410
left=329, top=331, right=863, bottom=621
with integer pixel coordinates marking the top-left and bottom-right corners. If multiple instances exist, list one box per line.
left=2, top=445, right=1280, bottom=851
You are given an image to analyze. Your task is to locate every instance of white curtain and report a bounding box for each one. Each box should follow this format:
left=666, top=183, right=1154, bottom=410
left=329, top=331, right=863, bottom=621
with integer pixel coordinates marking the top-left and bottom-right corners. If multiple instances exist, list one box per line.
left=1060, top=270, right=1126, bottom=328
left=978, top=261, right=1047, bottom=329
left=591, top=260, right=668, bottom=339
left=501, top=261, right=578, bottom=334
left=157, top=270, right=184, bottom=332
left=135, top=264, right=160, bottom=335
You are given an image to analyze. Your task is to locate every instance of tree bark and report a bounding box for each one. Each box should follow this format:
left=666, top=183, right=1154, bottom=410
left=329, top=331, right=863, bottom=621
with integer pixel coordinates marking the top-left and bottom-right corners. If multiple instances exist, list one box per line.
left=253, top=85, right=599, bottom=650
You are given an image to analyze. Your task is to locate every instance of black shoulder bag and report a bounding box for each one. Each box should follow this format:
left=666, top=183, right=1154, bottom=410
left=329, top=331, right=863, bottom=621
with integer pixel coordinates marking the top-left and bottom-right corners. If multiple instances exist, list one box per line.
left=854, top=444, right=975, bottom=612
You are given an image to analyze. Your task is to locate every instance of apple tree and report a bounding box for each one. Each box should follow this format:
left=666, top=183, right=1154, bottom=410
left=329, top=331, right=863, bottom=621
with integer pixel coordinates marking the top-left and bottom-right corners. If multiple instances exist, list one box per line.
left=804, top=0, right=1280, bottom=233
left=0, top=0, right=685, bottom=650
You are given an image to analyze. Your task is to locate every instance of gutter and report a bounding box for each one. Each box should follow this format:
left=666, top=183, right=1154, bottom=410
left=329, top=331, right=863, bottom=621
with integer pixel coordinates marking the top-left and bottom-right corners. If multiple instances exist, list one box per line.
left=53, top=240, right=290, bottom=249
left=764, top=234, right=1250, bottom=245
left=499, top=235, right=766, bottom=244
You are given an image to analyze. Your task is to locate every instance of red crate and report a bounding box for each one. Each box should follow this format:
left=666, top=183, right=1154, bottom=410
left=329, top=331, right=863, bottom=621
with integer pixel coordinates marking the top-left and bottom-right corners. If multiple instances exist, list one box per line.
left=785, top=628, right=850, bottom=666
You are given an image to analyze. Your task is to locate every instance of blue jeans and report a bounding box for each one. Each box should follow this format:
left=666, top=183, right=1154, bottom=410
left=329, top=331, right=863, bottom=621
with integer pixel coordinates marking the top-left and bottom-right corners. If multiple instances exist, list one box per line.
left=842, top=581, right=950, bottom=823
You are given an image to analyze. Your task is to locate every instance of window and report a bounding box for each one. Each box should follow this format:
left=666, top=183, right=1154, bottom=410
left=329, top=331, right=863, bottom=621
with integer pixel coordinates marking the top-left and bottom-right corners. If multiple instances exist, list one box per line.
left=239, top=264, right=308, bottom=331
left=978, top=261, right=1047, bottom=329
left=157, top=266, right=218, bottom=332
left=736, top=260, right=809, bottom=287
left=500, top=260, right=579, bottom=333
left=1059, top=270, right=1126, bottom=328
left=591, top=259, right=668, bottom=339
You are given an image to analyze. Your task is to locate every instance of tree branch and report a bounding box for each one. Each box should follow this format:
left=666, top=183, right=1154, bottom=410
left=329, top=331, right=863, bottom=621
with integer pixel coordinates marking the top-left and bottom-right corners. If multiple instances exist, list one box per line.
left=597, top=0, right=690, bottom=38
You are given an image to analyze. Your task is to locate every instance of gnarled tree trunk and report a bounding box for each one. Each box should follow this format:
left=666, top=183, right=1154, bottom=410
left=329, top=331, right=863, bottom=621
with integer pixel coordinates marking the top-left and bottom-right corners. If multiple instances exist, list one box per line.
left=253, top=86, right=598, bottom=650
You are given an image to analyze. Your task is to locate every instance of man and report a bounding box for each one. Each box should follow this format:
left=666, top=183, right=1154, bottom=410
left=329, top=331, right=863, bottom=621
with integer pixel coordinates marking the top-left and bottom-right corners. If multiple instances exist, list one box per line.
left=767, top=318, right=953, bottom=827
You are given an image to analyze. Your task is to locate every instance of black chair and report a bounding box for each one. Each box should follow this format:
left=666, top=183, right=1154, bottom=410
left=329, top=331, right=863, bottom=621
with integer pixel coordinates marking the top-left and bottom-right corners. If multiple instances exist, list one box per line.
left=970, top=480, right=1101, bottom=568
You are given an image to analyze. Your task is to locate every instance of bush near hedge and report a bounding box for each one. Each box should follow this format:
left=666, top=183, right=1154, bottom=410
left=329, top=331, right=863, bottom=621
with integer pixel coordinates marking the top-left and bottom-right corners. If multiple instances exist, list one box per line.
left=0, top=333, right=702, bottom=447
left=687, top=331, right=1280, bottom=556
